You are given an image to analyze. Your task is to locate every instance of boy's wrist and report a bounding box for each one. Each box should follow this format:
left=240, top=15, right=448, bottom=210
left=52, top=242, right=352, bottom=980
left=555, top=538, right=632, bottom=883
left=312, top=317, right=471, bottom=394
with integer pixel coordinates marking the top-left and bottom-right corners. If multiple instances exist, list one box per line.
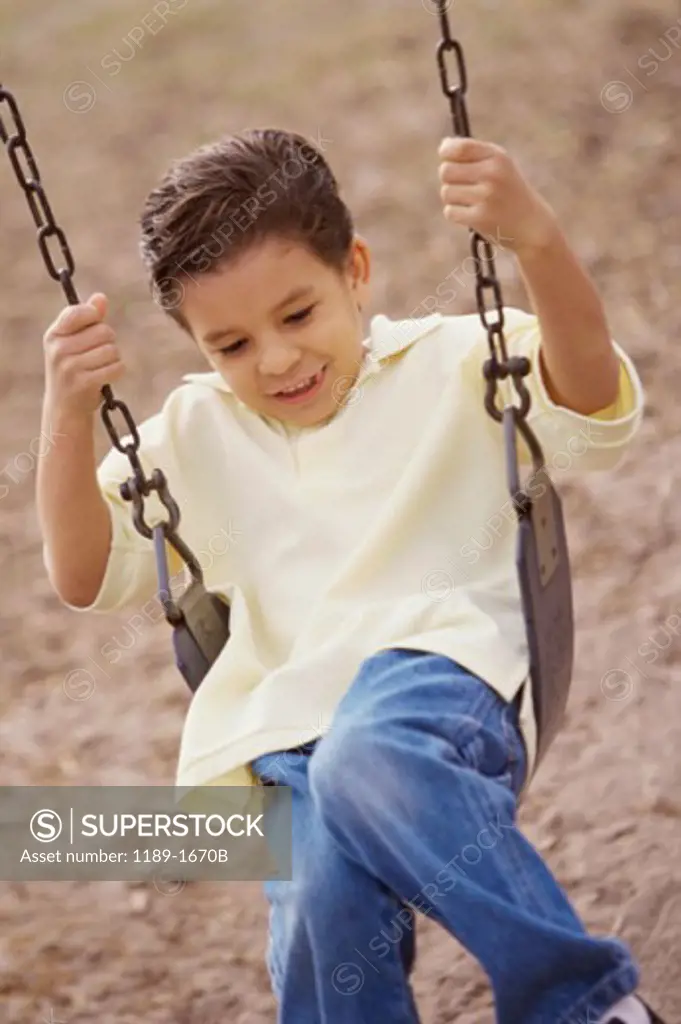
left=42, top=397, right=96, bottom=438
left=513, top=214, right=563, bottom=265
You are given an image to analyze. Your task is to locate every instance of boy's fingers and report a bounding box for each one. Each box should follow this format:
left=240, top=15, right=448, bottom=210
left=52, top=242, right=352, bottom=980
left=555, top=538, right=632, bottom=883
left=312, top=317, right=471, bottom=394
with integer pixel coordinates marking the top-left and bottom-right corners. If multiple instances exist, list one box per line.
left=439, top=160, right=485, bottom=186
left=87, top=292, right=109, bottom=319
left=439, top=137, right=497, bottom=162
left=50, top=295, right=107, bottom=337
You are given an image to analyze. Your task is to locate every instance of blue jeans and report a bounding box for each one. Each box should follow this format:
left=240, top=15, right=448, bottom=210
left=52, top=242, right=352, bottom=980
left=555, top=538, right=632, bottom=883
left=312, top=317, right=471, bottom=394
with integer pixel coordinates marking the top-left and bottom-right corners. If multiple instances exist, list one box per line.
left=250, top=648, right=639, bottom=1024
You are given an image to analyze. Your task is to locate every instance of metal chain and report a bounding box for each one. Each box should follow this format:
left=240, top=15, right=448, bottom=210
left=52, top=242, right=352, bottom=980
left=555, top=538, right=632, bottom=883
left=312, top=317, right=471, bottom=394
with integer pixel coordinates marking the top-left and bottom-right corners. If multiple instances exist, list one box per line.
left=0, top=83, right=188, bottom=551
left=434, top=3, right=531, bottom=423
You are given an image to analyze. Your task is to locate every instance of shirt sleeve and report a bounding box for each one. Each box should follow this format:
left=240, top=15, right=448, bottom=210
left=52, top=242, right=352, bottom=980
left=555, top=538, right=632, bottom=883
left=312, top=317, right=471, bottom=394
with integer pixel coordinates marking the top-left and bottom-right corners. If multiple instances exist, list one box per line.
left=485, top=307, right=645, bottom=472
left=43, top=408, right=187, bottom=615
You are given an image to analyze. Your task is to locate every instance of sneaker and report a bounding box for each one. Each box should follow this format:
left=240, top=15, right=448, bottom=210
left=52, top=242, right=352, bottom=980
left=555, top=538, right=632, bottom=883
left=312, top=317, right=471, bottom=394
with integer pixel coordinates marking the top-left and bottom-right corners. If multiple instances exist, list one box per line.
left=603, top=995, right=666, bottom=1024
left=638, top=1000, right=666, bottom=1024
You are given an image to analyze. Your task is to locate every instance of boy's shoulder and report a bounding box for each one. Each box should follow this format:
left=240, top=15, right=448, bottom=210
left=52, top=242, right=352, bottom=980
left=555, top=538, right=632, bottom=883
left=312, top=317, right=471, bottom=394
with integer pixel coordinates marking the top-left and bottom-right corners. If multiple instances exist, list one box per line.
left=369, top=306, right=535, bottom=366
left=127, top=370, right=237, bottom=458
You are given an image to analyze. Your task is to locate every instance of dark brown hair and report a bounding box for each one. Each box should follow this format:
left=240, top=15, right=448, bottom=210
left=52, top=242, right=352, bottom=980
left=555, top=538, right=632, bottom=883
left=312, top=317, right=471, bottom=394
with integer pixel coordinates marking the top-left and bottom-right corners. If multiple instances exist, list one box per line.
left=139, top=128, right=354, bottom=324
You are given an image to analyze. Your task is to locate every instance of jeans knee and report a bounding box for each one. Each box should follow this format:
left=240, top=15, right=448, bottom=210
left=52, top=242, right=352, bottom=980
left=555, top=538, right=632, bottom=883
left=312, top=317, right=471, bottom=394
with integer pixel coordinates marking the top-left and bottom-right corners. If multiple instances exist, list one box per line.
left=308, top=722, right=408, bottom=833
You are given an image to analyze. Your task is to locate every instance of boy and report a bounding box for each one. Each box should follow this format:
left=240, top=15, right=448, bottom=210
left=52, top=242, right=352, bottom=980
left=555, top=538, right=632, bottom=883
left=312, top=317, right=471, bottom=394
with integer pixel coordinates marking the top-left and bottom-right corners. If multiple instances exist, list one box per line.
left=37, top=128, right=658, bottom=1024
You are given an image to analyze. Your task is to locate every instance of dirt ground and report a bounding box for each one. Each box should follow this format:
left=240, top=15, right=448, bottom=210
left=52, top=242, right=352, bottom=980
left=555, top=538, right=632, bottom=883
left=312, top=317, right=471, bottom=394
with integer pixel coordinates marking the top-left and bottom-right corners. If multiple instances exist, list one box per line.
left=1, top=0, right=680, bottom=1021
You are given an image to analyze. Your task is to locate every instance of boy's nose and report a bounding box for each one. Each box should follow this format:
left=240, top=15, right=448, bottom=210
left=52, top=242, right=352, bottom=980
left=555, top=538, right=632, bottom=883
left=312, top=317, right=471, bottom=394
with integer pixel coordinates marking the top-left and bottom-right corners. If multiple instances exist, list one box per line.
left=258, top=342, right=303, bottom=379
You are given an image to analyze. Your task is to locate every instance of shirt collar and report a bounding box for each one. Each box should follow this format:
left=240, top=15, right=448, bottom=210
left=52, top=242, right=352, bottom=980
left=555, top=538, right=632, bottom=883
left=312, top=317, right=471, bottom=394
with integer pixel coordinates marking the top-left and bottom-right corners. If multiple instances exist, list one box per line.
left=181, top=313, right=443, bottom=393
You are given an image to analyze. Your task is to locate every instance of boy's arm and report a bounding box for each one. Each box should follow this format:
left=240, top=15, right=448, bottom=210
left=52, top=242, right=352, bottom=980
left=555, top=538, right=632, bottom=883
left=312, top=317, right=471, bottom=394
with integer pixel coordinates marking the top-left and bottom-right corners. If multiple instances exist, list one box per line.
left=38, top=293, right=187, bottom=615
left=515, top=227, right=620, bottom=417
left=37, top=403, right=112, bottom=608
left=40, top=414, right=186, bottom=615
left=474, top=306, right=643, bottom=473
left=438, top=137, right=622, bottom=417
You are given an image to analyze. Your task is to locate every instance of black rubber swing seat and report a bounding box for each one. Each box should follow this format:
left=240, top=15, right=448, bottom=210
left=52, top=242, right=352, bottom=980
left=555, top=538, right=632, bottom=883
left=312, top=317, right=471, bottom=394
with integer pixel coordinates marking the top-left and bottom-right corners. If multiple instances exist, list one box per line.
left=503, top=407, right=575, bottom=769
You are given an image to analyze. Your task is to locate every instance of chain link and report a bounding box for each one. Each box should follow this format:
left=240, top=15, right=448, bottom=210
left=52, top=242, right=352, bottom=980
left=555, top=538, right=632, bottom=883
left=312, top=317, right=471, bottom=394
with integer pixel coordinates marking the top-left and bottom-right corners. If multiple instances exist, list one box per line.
left=434, top=3, right=531, bottom=424
left=0, top=84, right=186, bottom=549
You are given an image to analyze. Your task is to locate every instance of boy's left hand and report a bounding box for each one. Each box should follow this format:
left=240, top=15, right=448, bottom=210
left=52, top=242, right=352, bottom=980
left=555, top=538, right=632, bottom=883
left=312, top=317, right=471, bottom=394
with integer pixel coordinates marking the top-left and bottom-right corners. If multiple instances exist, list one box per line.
left=438, top=137, right=558, bottom=257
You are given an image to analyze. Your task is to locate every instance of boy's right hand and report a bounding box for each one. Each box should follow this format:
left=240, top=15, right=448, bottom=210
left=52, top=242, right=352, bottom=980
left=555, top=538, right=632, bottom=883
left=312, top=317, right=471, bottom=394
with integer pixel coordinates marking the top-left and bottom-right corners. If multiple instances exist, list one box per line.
left=43, top=292, right=126, bottom=419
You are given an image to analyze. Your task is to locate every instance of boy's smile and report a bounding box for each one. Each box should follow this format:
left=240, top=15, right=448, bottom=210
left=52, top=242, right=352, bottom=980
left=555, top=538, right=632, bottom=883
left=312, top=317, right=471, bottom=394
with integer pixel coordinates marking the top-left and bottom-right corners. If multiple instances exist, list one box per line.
left=181, top=236, right=371, bottom=428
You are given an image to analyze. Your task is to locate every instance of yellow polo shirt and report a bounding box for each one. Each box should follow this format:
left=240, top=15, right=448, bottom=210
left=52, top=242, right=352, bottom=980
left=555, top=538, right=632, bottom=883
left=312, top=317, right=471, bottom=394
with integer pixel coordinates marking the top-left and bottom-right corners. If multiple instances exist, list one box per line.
left=52, top=308, right=644, bottom=790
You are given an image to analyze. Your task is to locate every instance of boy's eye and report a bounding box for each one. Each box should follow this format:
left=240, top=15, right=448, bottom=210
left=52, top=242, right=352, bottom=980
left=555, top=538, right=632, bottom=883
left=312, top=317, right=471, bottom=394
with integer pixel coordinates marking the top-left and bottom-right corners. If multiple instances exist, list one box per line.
left=284, top=304, right=316, bottom=324
left=217, top=304, right=315, bottom=355
left=219, top=338, right=247, bottom=355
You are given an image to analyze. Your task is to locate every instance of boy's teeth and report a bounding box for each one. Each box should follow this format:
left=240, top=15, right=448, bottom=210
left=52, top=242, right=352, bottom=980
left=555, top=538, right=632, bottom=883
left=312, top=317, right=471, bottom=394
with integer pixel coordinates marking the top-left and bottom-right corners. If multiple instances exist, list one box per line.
left=281, top=374, right=315, bottom=395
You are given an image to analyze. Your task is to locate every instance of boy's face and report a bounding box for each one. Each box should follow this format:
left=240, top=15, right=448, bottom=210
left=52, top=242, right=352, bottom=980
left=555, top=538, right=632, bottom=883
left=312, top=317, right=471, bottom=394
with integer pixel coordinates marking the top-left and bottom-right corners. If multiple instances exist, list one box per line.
left=181, top=236, right=371, bottom=428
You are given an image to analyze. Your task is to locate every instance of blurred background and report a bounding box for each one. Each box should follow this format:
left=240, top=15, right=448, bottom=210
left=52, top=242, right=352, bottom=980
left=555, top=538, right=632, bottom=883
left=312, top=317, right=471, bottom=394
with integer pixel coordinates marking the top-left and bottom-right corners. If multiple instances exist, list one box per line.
left=1, top=0, right=680, bottom=1021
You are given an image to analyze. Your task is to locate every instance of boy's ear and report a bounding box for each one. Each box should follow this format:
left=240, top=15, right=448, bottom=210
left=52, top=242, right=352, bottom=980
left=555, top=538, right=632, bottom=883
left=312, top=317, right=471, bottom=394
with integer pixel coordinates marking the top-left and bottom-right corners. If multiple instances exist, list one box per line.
left=348, top=236, right=371, bottom=309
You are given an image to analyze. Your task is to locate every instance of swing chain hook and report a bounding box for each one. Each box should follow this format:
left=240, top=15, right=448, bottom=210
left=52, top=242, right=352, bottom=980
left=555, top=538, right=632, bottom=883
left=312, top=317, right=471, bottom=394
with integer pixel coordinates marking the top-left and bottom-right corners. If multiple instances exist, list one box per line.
left=433, top=3, right=532, bottom=425
left=0, top=83, right=190, bottom=557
